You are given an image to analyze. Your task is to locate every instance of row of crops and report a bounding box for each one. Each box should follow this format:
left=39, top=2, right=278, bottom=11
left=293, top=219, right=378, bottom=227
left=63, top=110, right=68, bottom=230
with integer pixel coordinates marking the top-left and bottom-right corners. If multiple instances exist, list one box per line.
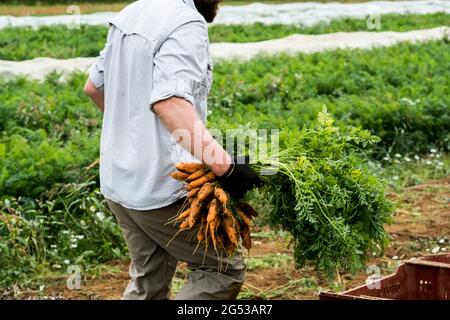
left=0, top=13, right=449, bottom=60
left=0, top=11, right=449, bottom=287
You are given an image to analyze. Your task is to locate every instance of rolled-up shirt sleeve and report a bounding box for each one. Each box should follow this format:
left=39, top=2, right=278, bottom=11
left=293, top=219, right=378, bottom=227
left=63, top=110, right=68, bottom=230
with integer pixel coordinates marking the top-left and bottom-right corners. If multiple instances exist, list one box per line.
left=88, top=43, right=109, bottom=90
left=149, top=20, right=209, bottom=111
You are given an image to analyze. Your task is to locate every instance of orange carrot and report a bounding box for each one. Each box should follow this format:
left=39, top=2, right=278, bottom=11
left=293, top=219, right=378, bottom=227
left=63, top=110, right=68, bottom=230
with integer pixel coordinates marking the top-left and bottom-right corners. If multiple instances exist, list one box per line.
left=169, top=171, right=189, bottom=181
left=179, top=217, right=190, bottom=230
left=207, top=199, right=219, bottom=223
left=176, top=162, right=204, bottom=174
left=189, top=198, right=202, bottom=228
left=197, top=183, right=214, bottom=201
left=209, top=217, right=219, bottom=250
left=237, top=209, right=252, bottom=226
left=176, top=209, right=190, bottom=221
left=187, top=168, right=207, bottom=182
left=187, top=172, right=216, bottom=190
left=222, top=217, right=238, bottom=245
left=214, top=186, right=228, bottom=206
left=197, top=219, right=206, bottom=242
left=187, top=187, right=200, bottom=198
left=206, top=199, right=221, bottom=250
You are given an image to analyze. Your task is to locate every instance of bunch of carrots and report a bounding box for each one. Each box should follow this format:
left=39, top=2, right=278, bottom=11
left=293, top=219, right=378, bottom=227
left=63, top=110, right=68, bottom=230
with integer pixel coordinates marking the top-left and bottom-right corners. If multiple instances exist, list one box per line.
left=168, top=162, right=258, bottom=256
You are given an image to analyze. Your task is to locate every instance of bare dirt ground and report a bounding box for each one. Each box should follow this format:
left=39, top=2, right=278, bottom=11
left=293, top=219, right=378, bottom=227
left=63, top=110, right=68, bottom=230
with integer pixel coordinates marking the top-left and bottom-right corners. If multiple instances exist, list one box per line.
left=8, top=177, right=449, bottom=300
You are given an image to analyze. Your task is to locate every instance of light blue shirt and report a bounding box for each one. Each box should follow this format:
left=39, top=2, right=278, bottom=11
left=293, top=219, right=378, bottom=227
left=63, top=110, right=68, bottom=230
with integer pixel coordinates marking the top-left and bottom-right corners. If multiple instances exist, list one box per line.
left=89, top=0, right=213, bottom=210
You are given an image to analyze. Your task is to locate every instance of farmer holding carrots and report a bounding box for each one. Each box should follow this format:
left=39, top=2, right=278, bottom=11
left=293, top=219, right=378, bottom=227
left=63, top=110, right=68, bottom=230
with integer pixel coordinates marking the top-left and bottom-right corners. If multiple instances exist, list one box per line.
left=84, top=0, right=259, bottom=300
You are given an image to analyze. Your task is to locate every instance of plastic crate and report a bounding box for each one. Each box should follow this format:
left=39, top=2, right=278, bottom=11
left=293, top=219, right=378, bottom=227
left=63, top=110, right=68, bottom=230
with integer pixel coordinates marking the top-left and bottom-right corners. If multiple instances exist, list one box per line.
left=319, top=254, right=450, bottom=300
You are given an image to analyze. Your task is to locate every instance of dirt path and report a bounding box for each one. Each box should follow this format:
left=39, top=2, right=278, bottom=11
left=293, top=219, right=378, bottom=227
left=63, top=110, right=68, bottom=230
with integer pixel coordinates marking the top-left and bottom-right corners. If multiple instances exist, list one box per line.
left=8, top=177, right=449, bottom=300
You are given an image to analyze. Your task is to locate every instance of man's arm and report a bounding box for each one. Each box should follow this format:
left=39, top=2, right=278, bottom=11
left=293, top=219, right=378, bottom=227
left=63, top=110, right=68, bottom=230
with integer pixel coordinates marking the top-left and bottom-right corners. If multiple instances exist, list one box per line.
left=151, top=21, right=258, bottom=197
left=153, top=97, right=231, bottom=176
left=84, top=79, right=105, bottom=112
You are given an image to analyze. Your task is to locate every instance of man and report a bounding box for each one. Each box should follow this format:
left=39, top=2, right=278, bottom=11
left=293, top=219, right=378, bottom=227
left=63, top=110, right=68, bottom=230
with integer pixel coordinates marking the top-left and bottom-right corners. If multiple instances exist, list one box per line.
left=84, top=0, right=258, bottom=300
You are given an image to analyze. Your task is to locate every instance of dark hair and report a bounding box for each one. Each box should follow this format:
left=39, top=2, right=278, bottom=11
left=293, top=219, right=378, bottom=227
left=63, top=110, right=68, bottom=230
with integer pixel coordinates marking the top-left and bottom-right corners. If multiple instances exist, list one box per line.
left=194, top=0, right=223, bottom=23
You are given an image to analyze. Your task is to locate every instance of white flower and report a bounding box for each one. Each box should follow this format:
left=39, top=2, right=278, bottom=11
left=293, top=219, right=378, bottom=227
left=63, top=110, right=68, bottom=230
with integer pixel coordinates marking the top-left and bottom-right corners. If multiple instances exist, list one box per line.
left=430, top=148, right=437, bottom=153
left=52, top=264, right=62, bottom=269
left=70, top=244, right=78, bottom=249
left=62, top=230, right=69, bottom=234
left=90, top=205, right=96, bottom=212
left=394, top=153, right=402, bottom=158
left=414, top=155, right=420, bottom=160
left=431, top=246, right=440, bottom=254
left=50, top=244, right=57, bottom=248
left=39, top=285, right=45, bottom=292
left=394, top=159, right=401, bottom=164
left=76, top=235, right=85, bottom=240
left=439, top=238, right=446, bottom=244
left=80, top=220, right=86, bottom=226
left=64, top=259, right=70, bottom=265
left=382, top=156, right=390, bottom=161
left=425, top=160, right=432, bottom=165
left=392, top=176, right=399, bottom=181
left=392, top=255, right=399, bottom=260
left=71, top=238, right=77, bottom=243
left=404, top=156, right=411, bottom=162
left=96, top=211, right=105, bottom=221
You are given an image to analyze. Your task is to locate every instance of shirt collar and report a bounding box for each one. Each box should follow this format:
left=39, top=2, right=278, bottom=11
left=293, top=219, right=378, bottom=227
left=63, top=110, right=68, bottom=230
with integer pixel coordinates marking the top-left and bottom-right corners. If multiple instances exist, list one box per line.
left=183, top=0, right=197, bottom=11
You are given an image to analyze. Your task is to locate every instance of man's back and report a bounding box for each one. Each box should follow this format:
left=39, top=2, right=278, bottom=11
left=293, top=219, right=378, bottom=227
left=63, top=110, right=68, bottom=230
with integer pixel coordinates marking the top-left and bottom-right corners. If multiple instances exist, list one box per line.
left=84, top=0, right=250, bottom=300
left=89, top=0, right=212, bottom=210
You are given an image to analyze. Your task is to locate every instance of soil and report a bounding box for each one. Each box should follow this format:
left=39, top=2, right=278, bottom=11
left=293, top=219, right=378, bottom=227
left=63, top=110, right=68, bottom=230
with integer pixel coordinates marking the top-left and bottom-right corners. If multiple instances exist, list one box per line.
left=6, top=177, right=449, bottom=300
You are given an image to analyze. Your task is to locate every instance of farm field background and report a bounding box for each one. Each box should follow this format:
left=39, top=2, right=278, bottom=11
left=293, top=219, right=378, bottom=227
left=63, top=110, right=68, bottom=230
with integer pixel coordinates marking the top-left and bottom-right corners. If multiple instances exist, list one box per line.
left=0, top=0, right=449, bottom=299
left=0, top=1, right=438, bottom=16
left=1, top=12, right=449, bottom=60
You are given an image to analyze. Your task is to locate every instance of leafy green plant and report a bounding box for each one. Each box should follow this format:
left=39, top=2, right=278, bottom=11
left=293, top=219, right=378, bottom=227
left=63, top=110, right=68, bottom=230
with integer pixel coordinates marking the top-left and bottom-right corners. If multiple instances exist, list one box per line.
left=254, top=108, right=394, bottom=277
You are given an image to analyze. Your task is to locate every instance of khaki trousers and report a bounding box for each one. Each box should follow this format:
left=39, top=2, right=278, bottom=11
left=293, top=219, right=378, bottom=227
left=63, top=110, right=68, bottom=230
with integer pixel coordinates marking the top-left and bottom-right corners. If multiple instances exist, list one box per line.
left=106, top=198, right=246, bottom=300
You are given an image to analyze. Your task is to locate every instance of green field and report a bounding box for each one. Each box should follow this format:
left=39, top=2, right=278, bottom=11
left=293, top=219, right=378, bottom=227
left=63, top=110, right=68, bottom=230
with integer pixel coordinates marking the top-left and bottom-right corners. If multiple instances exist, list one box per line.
left=0, top=38, right=449, bottom=287
left=0, top=12, right=448, bottom=61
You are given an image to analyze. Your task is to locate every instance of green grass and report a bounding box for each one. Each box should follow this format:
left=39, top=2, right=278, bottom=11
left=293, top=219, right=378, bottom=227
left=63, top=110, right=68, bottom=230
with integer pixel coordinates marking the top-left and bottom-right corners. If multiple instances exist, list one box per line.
left=0, top=12, right=448, bottom=60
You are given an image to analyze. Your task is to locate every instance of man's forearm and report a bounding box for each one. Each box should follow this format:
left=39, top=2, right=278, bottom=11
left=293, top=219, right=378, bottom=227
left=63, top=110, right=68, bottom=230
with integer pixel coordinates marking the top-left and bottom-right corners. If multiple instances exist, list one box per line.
left=84, top=79, right=105, bottom=112
left=153, top=97, right=232, bottom=176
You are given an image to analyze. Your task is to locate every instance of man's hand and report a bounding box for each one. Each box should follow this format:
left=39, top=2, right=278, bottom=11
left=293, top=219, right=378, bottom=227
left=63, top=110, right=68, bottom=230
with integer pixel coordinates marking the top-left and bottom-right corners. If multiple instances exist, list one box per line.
left=84, top=79, right=105, bottom=112
left=153, top=97, right=232, bottom=176
left=217, top=156, right=260, bottom=199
